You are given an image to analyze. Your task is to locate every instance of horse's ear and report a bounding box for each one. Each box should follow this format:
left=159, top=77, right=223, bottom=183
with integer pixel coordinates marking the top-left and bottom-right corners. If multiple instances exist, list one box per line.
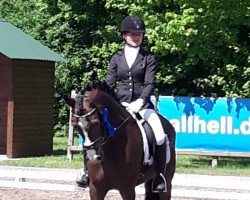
left=100, top=80, right=108, bottom=90
left=63, top=95, right=75, bottom=108
left=90, top=71, right=98, bottom=82
left=101, top=80, right=108, bottom=87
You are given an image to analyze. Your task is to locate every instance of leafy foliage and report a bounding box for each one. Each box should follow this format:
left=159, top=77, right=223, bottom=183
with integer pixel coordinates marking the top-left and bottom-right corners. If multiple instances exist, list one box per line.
left=1, top=0, right=249, bottom=134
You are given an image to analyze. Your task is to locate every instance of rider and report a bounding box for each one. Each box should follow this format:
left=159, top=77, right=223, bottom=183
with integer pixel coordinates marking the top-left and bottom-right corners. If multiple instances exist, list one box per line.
left=76, top=15, right=169, bottom=193
left=105, top=15, right=168, bottom=193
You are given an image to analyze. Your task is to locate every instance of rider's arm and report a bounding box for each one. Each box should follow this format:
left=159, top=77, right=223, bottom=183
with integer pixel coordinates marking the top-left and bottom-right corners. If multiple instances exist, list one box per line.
left=140, top=53, right=157, bottom=102
left=105, top=54, right=117, bottom=90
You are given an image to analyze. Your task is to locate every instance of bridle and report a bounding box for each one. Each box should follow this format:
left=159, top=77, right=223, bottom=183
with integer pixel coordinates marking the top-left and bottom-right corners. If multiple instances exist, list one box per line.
left=71, top=90, right=132, bottom=158
left=69, top=94, right=102, bottom=148
left=72, top=108, right=97, bottom=119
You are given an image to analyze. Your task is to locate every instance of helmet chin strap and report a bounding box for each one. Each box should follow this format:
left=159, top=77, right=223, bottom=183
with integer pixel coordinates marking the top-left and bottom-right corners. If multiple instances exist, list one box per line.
left=126, top=42, right=141, bottom=48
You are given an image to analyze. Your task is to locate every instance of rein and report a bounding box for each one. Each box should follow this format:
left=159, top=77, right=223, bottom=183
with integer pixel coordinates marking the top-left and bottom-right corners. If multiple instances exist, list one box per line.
left=113, top=115, right=132, bottom=134
left=83, top=136, right=102, bottom=148
left=101, top=114, right=132, bottom=145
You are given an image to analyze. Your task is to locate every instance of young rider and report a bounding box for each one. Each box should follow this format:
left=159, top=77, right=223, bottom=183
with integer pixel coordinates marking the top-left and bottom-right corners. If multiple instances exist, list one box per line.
left=77, top=15, right=169, bottom=193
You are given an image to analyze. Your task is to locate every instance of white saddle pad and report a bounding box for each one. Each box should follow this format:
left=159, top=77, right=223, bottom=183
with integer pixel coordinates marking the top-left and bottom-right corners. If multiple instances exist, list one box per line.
left=135, top=117, right=171, bottom=165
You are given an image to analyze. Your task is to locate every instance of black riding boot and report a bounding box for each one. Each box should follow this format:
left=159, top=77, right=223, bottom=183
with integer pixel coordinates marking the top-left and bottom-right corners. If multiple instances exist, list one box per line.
left=152, top=143, right=167, bottom=193
left=76, top=150, right=89, bottom=188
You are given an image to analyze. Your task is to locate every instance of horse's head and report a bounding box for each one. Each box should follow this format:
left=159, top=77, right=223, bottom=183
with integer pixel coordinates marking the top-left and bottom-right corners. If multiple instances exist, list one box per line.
left=64, top=90, right=101, bottom=147
left=64, top=79, right=130, bottom=159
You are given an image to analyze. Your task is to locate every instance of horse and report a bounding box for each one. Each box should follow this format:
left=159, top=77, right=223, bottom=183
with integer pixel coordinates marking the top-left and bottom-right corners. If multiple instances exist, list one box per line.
left=64, top=80, right=176, bottom=200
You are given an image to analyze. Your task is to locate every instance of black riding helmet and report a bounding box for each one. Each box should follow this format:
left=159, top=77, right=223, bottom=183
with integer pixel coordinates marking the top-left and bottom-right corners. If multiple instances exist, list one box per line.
left=120, top=16, right=146, bottom=34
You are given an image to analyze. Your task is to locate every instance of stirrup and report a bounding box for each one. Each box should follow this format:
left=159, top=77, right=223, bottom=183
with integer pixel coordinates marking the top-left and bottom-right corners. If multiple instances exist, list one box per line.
left=152, top=173, right=167, bottom=193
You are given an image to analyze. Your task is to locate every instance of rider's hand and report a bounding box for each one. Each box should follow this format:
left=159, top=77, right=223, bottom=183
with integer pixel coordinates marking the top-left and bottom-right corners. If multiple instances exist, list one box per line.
left=128, top=98, right=144, bottom=113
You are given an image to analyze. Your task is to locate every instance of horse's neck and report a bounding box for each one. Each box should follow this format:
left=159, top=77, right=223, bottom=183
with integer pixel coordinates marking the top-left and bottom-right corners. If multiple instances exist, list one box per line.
left=95, top=91, right=128, bottom=124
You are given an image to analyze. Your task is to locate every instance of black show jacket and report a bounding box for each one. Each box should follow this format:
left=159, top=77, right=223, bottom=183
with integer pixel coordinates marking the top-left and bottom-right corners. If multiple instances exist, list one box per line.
left=105, top=47, right=156, bottom=109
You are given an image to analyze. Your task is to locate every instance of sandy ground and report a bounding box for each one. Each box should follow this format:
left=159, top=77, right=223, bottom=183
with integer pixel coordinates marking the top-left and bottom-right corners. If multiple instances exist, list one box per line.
left=0, top=187, right=146, bottom=200
left=1, top=166, right=249, bottom=200
left=0, top=187, right=194, bottom=200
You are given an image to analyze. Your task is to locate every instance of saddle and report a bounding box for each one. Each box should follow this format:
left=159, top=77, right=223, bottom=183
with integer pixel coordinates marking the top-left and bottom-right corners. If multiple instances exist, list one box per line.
left=101, top=106, right=157, bottom=165
left=134, top=113, right=156, bottom=165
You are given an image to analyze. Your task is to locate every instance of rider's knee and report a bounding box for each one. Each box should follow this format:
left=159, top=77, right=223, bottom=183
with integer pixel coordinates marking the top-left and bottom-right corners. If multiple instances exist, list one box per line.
left=156, top=134, right=166, bottom=145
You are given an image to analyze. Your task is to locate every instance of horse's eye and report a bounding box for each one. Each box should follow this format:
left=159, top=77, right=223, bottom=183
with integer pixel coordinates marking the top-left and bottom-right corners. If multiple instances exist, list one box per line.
left=74, top=107, right=83, bottom=116
left=82, top=108, right=88, bottom=114
left=79, top=108, right=84, bottom=114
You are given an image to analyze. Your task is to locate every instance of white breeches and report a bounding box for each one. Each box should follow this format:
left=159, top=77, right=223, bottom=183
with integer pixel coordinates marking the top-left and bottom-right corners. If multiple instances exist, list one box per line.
left=139, top=109, right=166, bottom=145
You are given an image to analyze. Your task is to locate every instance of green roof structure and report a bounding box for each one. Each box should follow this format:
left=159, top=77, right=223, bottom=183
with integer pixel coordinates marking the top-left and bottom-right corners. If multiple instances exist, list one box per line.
left=0, top=18, right=64, bottom=62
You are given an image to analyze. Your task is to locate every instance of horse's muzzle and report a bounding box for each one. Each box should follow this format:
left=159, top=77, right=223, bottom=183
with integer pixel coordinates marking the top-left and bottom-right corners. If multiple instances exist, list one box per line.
left=85, top=149, right=101, bottom=160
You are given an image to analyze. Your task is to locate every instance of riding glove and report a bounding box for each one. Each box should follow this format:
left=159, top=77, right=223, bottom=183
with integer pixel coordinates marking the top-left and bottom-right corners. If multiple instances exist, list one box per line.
left=128, top=98, right=144, bottom=113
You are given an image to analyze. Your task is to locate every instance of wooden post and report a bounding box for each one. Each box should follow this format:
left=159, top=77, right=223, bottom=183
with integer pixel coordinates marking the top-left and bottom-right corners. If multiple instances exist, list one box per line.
left=6, top=101, right=14, bottom=158
left=212, top=156, right=218, bottom=168
left=67, top=90, right=76, bottom=161
left=210, top=93, right=218, bottom=168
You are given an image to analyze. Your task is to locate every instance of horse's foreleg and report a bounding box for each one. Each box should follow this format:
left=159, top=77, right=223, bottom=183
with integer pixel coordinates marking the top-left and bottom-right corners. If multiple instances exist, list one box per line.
left=119, top=187, right=136, bottom=200
left=89, top=184, right=108, bottom=200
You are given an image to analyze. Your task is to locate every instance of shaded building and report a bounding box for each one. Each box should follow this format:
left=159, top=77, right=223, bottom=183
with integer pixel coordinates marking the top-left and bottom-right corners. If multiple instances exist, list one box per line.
left=0, top=18, right=64, bottom=158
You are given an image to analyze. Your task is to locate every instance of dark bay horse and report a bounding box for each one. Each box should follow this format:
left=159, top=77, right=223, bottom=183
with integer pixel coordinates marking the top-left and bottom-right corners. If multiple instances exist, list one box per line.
left=64, top=80, right=176, bottom=200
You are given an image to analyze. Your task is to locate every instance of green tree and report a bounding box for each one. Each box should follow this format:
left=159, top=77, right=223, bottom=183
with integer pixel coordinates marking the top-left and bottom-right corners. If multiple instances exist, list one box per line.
left=107, top=0, right=250, bottom=97
left=1, top=0, right=249, bottom=135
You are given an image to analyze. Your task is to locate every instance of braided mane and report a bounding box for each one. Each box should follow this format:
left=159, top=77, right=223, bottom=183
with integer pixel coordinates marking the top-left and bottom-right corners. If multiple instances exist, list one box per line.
left=82, top=79, right=119, bottom=102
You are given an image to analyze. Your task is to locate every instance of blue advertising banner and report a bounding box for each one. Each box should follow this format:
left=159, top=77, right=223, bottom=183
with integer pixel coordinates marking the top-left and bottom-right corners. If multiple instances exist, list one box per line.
left=153, top=96, right=250, bottom=153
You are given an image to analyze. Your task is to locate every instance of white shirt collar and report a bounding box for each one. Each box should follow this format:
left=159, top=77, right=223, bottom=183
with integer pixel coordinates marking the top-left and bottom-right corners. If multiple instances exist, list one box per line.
left=124, top=45, right=140, bottom=68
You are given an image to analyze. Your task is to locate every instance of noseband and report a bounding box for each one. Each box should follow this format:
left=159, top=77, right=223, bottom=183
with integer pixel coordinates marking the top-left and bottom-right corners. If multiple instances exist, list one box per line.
left=72, top=107, right=97, bottom=119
